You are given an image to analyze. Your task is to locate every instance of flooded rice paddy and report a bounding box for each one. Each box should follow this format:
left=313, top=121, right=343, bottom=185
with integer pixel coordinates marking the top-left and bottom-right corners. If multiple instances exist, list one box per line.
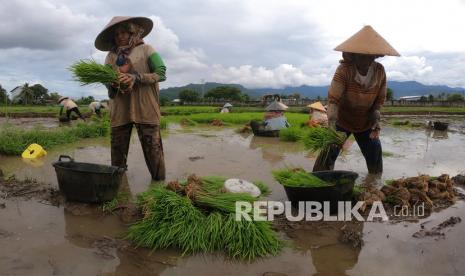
left=1, top=116, right=465, bottom=275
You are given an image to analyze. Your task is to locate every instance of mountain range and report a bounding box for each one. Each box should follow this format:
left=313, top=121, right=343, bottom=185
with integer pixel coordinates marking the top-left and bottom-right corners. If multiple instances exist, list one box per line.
left=160, top=81, right=465, bottom=100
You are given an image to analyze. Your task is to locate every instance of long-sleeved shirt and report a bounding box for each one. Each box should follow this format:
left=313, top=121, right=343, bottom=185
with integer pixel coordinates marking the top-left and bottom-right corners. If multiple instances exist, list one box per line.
left=264, top=116, right=290, bottom=131
left=59, top=99, right=78, bottom=115
left=328, top=61, right=386, bottom=132
left=105, top=44, right=166, bottom=127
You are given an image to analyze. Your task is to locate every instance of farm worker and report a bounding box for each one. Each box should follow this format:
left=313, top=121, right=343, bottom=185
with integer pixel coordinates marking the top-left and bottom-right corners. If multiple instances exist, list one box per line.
left=95, top=16, right=167, bottom=180
left=313, top=25, right=400, bottom=174
left=220, top=103, right=233, bottom=113
left=88, top=101, right=106, bottom=116
left=58, top=97, right=86, bottom=121
left=263, top=101, right=290, bottom=131
left=307, top=101, right=328, bottom=127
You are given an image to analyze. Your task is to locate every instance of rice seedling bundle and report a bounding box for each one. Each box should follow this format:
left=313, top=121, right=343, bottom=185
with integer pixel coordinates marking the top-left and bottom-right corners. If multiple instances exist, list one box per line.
left=69, top=60, right=118, bottom=86
left=127, top=181, right=282, bottom=260
left=272, top=168, right=330, bottom=188
left=302, top=126, right=346, bottom=153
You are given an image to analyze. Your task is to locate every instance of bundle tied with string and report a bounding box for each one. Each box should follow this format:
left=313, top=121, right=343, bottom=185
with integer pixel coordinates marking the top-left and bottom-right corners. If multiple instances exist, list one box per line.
left=302, top=126, right=347, bottom=161
left=69, top=59, right=128, bottom=91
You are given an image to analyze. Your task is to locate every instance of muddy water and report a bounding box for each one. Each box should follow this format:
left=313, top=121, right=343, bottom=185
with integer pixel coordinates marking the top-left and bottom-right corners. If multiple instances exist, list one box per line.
left=0, top=117, right=77, bottom=130
left=1, top=120, right=465, bottom=276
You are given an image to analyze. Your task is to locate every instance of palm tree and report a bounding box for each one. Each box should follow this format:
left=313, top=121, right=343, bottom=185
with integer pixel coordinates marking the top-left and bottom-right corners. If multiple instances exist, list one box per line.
left=20, top=83, right=34, bottom=105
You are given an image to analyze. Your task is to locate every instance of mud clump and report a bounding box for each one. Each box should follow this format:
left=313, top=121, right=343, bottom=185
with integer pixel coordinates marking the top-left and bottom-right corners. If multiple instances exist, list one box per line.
left=358, top=174, right=461, bottom=218
left=413, top=216, right=462, bottom=239
left=237, top=123, right=252, bottom=133
left=188, top=156, right=204, bottom=162
left=339, top=224, right=364, bottom=248
left=452, top=174, right=465, bottom=186
left=0, top=176, right=63, bottom=206
left=210, top=119, right=225, bottom=126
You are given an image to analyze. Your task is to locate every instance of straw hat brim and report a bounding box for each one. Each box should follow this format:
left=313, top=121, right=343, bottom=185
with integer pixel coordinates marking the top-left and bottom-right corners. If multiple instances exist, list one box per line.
left=307, top=102, right=326, bottom=112
left=334, top=25, right=400, bottom=57
left=58, top=97, right=69, bottom=103
left=95, top=16, right=153, bottom=51
left=265, top=101, right=288, bottom=111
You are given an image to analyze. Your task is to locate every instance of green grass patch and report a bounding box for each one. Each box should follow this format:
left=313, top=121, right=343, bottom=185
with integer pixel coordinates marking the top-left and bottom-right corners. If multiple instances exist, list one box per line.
left=382, top=106, right=465, bottom=113
left=102, top=192, right=131, bottom=214
left=390, top=120, right=424, bottom=128
left=164, top=112, right=308, bottom=127
left=382, top=151, right=395, bottom=157
left=0, top=105, right=91, bottom=114
left=279, top=127, right=307, bottom=142
left=0, top=118, right=109, bottom=155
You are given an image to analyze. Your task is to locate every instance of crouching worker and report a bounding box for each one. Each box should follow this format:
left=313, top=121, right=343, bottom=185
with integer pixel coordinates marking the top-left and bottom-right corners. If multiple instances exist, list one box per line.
left=312, top=25, right=400, bottom=174
left=89, top=101, right=106, bottom=117
left=220, top=103, right=233, bottom=113
left=307, top=101, right=328, bottom=127
left=58, top=97, right=85, bottom=121
left=251, top=101, right=290, bottom=137
left=95, top=16, right=166, bottom=180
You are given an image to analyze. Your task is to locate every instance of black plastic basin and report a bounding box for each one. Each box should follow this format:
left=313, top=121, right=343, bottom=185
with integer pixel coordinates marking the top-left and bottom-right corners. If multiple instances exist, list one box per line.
left=282, top=170, right=359, bottom=213
left=52, top=155, right=124, bottom=203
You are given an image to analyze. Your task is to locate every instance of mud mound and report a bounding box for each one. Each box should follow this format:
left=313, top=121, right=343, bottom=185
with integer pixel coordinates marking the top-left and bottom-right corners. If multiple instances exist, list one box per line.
left=210, top=119, right=224, bottom=126
left=237, top=123, right=252, bottom=133
left=0, top=176, right=63, bottom=206
left=413, top=216, right=462, bottom=239
left=358, top=174, right=462, bottom=218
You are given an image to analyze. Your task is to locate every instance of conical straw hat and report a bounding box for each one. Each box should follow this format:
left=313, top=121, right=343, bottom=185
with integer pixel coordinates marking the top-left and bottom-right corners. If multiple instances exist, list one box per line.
left=334, top=25, right=400, bottom=56
left=265, top=101, right=288, bottom=111
left=57, top=96, right=69, bottom=103
left=95, top=16, right=153, bottom=51
left=307, top=101, right=326, bottom=112
left=223, top=103, right=233, bottom=108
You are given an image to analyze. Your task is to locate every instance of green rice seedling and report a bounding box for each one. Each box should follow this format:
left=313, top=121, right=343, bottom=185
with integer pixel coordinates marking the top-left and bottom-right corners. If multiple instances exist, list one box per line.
left=179, top=117, right=198, bottom=126
left=352, top=185, right=365, bottom=199
left=127, top=185, right=283, bottom=259
left=254, top=181, right=271, bottom=196
left=272, top=168, right=330, bottom=187
left=69, top=60, right=118, bottom=86
left=223, top=214, right=282, bottom=260
left=279, top=127, right=305, bottom=142
left=302, top=126, right=346, bottom=153
left=195, top=191, right=256, bottom=213
left=102, top=192, right=131, bottom=214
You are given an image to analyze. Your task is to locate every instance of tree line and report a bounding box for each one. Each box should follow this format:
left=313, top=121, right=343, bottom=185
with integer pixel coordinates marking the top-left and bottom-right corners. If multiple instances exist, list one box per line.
left=0, top=83, right=97, bottom=105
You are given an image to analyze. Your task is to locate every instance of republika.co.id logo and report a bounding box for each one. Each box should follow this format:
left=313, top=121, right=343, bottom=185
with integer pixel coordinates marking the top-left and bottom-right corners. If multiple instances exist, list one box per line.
left=234, top=200, right=420, bottom=222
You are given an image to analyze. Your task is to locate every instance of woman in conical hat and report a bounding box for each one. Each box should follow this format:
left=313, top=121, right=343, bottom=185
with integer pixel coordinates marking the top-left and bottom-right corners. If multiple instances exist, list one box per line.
left=95, top=16, right=166, bottom=180
left=307, top=101, right=328, bottom=127
left=313, top=25, right=400, bottom=174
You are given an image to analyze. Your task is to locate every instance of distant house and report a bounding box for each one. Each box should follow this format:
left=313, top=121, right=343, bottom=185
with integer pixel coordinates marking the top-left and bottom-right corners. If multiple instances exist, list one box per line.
left=399, top=95, right=426, bottom=102
left=9, top=86, right=23, bottom=103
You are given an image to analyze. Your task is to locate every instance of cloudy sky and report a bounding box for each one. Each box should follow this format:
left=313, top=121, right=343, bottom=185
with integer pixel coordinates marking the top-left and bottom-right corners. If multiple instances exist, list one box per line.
left=1, top=0, right=465, bottom=99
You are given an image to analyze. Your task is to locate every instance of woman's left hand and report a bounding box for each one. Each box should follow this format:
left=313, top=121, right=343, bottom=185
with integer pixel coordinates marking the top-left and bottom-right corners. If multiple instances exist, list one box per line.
left=118, top=73, right=135, bottom=89
left=369, top=129, right=380, bottom=139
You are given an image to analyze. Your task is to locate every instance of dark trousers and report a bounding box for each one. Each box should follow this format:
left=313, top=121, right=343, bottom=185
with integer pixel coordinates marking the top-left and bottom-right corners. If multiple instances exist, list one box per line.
left=312, top=125, right=383, bottom=174
left=66, top=107, right=85, bottom=120
left=111, top=123, right=166, bottom=181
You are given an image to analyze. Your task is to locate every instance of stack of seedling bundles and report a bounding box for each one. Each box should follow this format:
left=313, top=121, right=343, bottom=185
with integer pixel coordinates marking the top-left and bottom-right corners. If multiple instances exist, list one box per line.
left=127, top=175, right=282, bottom=260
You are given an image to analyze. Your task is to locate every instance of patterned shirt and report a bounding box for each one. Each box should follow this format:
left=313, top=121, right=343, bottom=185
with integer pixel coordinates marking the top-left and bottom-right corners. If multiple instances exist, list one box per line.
left=328, top=61, right=386, bottom=132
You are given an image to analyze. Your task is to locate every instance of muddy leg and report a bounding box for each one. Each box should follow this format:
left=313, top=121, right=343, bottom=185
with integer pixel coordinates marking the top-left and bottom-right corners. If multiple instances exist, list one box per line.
left=135, top=124, right=166, bottom=181
left=111, top=124, right=133, bottom=169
